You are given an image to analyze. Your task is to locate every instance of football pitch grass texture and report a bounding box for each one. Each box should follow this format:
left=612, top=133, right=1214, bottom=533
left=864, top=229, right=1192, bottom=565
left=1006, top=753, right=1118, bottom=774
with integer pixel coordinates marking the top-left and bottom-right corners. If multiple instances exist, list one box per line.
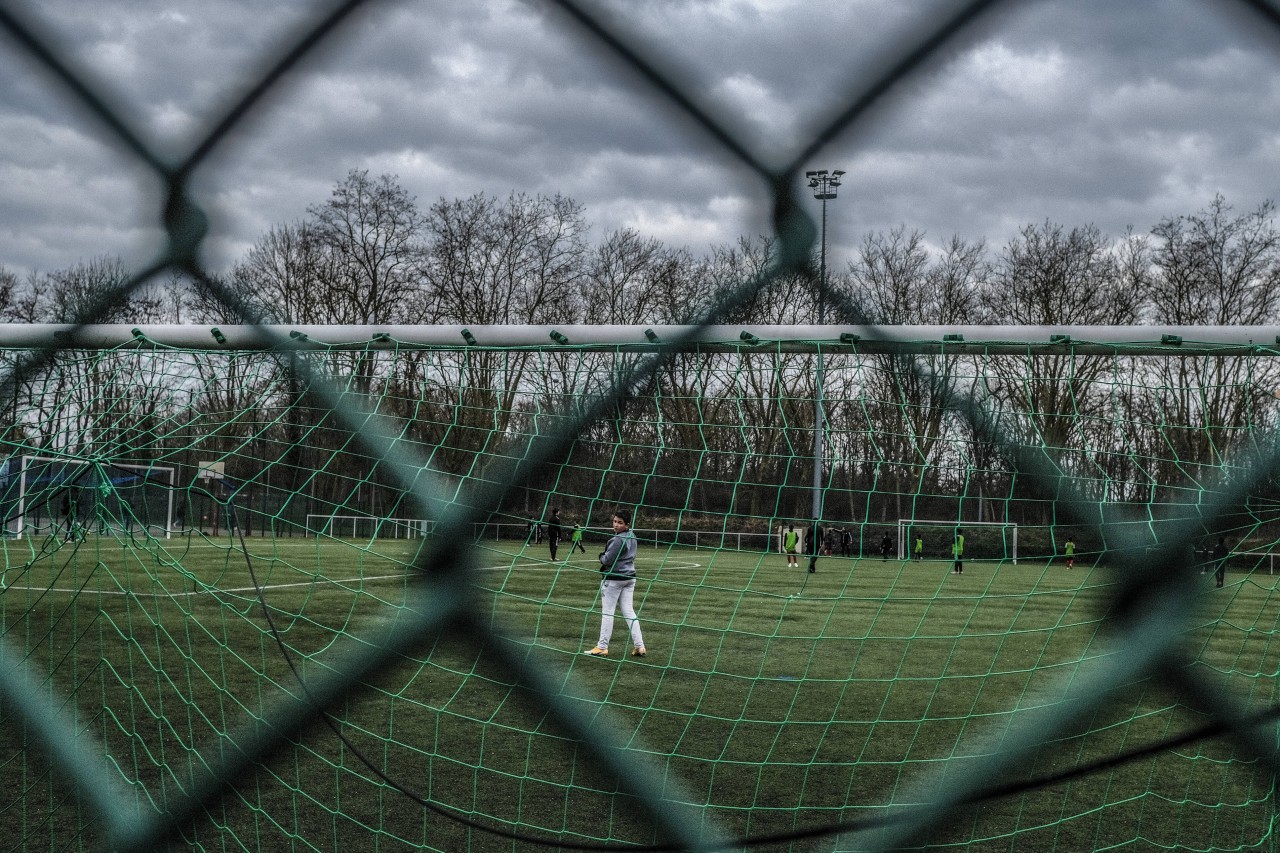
left=2, top=533, right=1277, bottom=852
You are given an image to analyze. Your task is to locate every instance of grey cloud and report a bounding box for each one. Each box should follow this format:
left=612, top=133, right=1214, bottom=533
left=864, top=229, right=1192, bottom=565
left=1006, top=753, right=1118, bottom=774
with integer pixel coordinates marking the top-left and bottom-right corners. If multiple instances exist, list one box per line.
left=5, top=0, right=1280, bottom=279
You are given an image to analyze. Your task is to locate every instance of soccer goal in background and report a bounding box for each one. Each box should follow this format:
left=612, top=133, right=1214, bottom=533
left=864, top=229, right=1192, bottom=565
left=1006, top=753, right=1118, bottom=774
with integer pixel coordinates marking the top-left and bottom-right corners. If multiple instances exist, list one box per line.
left=305, top=513, right=433, bottom=540
left=896, top=519, right=1019, bottom=563
left=0, top=455, right=175, bottom=539
left=5, top=324, right=1280, bottom=852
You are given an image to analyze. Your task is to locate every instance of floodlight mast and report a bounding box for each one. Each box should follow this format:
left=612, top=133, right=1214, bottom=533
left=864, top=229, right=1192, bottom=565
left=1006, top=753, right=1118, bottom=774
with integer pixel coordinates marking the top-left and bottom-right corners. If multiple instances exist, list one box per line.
left=805, top=168, right=843, bottom=567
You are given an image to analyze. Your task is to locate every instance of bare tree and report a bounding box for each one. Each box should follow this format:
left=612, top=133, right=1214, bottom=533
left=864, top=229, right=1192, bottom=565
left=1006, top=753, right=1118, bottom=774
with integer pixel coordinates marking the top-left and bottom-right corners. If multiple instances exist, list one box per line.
left=842, top=229, right=988, bottom=522
left=931, top=235, right=987, bottom=323
left=424, top=192, right=586, bottom=325
left=973, top=223, right=1150, bottom=521
left=694, top=230, right=842, bottom=519
left=0, top=267, right=18, bottom=320
left=417, top=192, right=589, bottom=478
left=309, top=169, right=430, bottom=325
left=7, top=271, right=46, bottom=323
left=224, top=172, right=431, bottom=516
left=1149, top=195, right=1280, bottom=325
left=13, top=258, right=171, bottom=457
left=583, top=228, right=705, bottom=324
left=42, top=256, right=137, bottom=323
left=1147, top=195, right=1280, bottom=479
left=227, top=222, right=341, bottom=324
left=979, top=222, right=1144, bottom=457
left=850, top=226, right=932, bottom=324
left=984, top=221, right=1143, bottom=327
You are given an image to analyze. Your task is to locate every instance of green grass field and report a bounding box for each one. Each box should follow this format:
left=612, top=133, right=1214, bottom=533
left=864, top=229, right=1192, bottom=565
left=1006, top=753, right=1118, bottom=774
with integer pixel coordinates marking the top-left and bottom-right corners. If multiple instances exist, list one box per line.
left=3, top=532, right=1278, bottom=851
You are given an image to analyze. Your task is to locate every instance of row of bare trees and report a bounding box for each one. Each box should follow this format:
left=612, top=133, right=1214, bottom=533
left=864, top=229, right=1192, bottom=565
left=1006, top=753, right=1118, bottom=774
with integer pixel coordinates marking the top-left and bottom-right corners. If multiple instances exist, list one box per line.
left=2, top=172, right=1279, bottom=533
left=2, top=339, right=1272, bottom=537
left=5, top=173, right=1271, bottom=335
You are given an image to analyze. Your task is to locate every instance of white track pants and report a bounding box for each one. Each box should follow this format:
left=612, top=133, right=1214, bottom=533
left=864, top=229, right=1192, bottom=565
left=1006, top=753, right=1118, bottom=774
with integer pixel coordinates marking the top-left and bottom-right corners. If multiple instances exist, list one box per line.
left=596, top=578, right=644, bottom=650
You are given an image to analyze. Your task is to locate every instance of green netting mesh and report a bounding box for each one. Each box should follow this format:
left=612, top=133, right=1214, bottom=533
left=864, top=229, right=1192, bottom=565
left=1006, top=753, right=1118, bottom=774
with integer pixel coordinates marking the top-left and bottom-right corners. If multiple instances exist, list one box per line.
left=3, top=340, right=1280, bottom=852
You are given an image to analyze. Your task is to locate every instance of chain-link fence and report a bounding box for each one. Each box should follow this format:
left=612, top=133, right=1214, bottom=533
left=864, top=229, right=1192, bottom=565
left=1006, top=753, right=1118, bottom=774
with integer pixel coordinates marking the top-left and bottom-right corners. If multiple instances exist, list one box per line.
left=4, top=1, right=1280, bottom=851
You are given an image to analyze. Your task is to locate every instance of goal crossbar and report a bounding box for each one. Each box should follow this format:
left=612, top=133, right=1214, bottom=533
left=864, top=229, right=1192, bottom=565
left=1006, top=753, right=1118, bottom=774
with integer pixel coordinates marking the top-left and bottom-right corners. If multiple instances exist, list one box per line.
left=7, top=323, right=1280, bottom=355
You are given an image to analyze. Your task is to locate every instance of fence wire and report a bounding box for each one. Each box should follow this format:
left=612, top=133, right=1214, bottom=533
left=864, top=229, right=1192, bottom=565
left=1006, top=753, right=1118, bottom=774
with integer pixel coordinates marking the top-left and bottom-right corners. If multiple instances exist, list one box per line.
left=3, top=1, right=1280, bottom=851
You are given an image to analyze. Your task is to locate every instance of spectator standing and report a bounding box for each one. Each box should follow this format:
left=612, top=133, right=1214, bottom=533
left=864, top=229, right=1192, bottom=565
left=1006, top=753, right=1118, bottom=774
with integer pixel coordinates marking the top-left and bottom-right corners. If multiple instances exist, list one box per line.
left=1213, top=536, right=1228, bottom=588
left=546, top=508, right=562, bottom=560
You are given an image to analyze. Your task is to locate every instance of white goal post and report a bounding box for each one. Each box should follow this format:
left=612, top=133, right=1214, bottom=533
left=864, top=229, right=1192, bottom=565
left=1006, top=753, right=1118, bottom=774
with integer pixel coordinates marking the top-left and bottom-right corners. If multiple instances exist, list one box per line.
left=896, top=519, right=1019, bottom=564
left=0, top=456, right=176, bottom=539
left=306, top=514, right=433, bottom=540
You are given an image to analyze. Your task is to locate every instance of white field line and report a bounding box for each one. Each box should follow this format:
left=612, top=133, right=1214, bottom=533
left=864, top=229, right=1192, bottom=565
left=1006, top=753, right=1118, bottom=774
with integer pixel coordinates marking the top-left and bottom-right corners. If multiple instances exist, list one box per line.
left=0, top=556, right=699, bottom=598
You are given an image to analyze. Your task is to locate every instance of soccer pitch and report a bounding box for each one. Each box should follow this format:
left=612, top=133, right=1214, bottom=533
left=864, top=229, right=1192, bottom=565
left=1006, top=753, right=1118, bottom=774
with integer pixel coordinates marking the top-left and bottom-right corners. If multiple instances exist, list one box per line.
left=2, top=533, right=1277, bottom=851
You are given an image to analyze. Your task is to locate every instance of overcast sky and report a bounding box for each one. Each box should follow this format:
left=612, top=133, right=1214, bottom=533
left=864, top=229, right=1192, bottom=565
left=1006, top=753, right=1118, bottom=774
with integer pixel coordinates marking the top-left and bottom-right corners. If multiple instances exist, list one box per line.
left=2, top=0, right=1280, bottom=281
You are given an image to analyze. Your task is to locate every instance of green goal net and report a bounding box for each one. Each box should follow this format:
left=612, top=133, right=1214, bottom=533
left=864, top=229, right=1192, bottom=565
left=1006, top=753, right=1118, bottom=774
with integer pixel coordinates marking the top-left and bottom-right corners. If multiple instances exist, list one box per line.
left=4, top=330, right=1280, bottom=852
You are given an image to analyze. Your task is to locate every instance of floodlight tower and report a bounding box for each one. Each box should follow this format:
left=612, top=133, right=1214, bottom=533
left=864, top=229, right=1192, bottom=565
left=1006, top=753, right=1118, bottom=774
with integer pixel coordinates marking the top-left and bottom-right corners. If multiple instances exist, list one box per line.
left=805, top=168, right=843, bottom=564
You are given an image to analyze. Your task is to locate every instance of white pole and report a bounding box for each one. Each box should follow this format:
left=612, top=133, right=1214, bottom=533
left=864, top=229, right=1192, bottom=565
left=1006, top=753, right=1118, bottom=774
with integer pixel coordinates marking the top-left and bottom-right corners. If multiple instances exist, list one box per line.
left=6, top=323, right=1280, bottom=354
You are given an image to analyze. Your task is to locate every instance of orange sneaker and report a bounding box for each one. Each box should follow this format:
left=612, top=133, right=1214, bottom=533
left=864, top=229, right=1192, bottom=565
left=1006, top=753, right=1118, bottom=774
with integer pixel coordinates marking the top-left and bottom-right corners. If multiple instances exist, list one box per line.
left=582, top=646, right=608, bottom=656
left=631, top=646, right=647, bottom=657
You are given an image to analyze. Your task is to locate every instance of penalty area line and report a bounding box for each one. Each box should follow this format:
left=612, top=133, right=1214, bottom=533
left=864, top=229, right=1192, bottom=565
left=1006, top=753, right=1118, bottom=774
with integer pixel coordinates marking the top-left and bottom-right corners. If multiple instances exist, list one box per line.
left=0, top=559, right=591, bottom=598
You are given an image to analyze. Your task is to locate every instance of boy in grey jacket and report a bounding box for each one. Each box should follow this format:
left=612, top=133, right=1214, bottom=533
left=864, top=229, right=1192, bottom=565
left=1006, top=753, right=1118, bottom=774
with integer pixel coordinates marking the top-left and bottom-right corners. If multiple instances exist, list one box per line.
left=583, top=509, right=646, bottom=657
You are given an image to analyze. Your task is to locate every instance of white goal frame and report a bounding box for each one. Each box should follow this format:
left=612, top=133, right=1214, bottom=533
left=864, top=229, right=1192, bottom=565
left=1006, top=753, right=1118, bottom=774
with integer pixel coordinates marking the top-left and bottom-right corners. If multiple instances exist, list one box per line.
left=306, top=514, right=433, bottom=540
left=896, top=518, right=1019, bottom=564
left=1, top=455, right=176, bottom=539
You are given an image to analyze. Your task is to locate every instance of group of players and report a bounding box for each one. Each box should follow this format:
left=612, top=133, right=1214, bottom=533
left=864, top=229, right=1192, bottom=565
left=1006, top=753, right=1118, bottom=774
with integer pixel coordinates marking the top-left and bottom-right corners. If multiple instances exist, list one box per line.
left=781, top=527, right=1236, bottom=584
left=526, top=508, right=589, bottom=561
left=780, top=523, right=973, bottom=573
left=540, top=509, right=1233, bottom=663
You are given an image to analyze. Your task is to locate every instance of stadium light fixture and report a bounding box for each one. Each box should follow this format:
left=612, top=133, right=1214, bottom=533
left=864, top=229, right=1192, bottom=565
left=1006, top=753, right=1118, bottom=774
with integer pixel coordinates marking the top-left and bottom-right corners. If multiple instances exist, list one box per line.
left=807, top=169, right=843, bottom=200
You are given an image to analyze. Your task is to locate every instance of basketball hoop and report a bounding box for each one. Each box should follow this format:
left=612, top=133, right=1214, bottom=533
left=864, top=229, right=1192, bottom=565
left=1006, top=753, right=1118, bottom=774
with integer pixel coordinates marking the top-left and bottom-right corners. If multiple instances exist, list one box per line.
left=196, top=460, right=226, bottom=481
